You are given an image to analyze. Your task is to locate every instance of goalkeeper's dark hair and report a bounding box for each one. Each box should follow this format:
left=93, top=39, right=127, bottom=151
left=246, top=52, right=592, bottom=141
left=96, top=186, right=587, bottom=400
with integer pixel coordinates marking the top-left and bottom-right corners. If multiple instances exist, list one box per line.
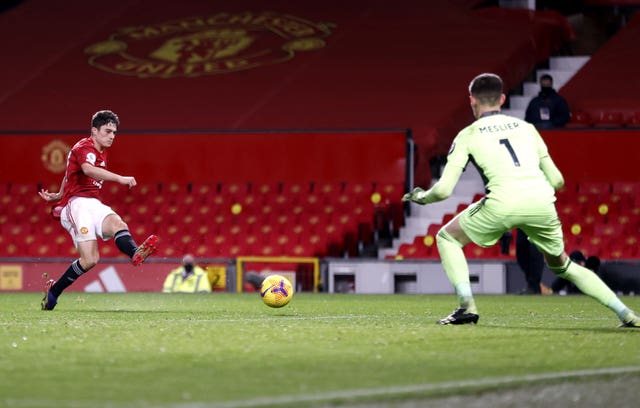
left=468, top=73, right=503, bottom=106
left=91, top=110, right=120, bottom=129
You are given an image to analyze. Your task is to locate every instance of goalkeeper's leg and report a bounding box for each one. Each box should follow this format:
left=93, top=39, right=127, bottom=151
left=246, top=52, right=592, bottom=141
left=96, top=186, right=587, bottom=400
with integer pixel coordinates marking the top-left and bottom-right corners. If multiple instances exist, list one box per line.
left=436, top=228, right=477, bottom=314
left=435, top=216, right=481, bottom=326
left=547, top=253, right=640, bottom=327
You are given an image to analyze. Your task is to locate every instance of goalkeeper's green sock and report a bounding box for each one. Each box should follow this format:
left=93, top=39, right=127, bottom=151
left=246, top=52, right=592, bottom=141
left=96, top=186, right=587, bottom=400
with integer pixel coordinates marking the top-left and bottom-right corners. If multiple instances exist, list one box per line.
left=550, top=258, right=631, bottom=321
left=437, top=229, right=477, bottom=314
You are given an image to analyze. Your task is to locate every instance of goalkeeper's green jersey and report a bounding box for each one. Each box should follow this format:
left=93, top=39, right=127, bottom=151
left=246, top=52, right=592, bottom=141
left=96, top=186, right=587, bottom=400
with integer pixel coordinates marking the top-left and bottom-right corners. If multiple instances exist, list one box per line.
left=447, top=111, right=559, bottom=206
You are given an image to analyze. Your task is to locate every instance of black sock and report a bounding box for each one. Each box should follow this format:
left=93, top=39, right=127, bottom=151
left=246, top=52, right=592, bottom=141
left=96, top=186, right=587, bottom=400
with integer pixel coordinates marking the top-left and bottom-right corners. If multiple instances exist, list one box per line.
left=51, top=259, right=86, bottom=298
left=115, top=230, right=138, bottom=258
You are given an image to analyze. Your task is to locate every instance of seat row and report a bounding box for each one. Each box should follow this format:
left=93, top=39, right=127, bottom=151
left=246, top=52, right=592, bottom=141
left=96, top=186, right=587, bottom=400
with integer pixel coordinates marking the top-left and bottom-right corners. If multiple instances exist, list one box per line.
left=566, top=111, right=640, bottom=128
left=0, top=181, right=403, bottom=259
left=393, top=181, right=640, bottom=260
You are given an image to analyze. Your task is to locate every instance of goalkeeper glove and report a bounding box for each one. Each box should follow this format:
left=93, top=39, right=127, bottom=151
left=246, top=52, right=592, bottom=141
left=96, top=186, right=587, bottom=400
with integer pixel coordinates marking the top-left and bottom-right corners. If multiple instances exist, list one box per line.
left=401, top=187, right=429, bottom=204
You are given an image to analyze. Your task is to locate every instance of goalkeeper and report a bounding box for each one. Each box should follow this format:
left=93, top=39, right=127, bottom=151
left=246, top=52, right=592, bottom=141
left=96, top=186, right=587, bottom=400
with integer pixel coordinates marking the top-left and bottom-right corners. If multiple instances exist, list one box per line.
left=403, top=72, right=639, bottom=328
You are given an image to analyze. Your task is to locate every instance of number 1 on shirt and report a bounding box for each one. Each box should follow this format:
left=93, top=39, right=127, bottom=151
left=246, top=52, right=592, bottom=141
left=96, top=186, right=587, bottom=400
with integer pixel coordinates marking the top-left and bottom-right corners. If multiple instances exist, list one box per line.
left=499, top=138, right=520, bottom=167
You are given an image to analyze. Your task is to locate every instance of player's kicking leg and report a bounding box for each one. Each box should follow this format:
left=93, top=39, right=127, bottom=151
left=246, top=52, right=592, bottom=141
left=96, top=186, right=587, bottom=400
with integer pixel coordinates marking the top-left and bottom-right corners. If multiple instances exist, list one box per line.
left=41, top=279, right=57, bottom=311
left=132, top=234, right=159, bottom=266
left=112, top=228, right=159, bottom=266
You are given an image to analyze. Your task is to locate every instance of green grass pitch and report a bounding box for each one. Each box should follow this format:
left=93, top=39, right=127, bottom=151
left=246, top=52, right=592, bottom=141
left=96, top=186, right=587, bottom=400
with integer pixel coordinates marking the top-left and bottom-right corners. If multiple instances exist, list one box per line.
left=1, top=292, right=639, bottom=407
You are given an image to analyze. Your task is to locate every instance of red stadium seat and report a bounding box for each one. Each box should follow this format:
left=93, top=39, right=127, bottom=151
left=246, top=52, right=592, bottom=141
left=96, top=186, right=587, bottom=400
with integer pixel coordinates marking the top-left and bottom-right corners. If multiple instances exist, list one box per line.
left=397, top=243, right=419, bottom=258
left=252, top=182, right=281, bottom=196
left=565, top=111, right=593, bottom=128
left=397, top=236, right=436, bottom=259
left=626, top=112, right=640, bottom=128
left=376, top=182, right=404, bottom=203
left=593, top=111, right=625, bottom=128
left=220, top=182, right=249, bottom=198
left=594, top=223, right=624, bottom=238
left=288, top=243, right=313, bottom=257
left=282, top=182, right=310, bottom=196
left=344, top=182, right=374, bottom=198
left=314, top=181, right=342, bottom=196
left=299, top=193, right=322, bottom=213
left=299, top=214, right=322, bottom=233
left=578, top=182, right=611, bottom=195
left=441, top=213, right=455, bottom=225
left=612, top=181, right=640, bottom=195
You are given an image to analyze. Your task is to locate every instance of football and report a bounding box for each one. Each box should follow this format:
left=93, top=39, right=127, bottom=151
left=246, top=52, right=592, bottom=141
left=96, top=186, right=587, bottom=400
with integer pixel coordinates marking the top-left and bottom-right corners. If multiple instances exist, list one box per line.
left=260, top=275, right=294, bottom=308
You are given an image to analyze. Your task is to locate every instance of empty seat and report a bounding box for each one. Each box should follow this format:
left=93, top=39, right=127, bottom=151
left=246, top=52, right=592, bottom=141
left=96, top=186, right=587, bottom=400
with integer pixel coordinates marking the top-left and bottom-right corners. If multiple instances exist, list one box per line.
left=343, top=182, right=374, bottom=197
left=565, top=111, right=592, bottom=128
left=578, top=181, right=611, bottom=195
left=626, top=112, right=640, bottom=128
left=593, top=111, right=625, bottom=128
left=282, top=182, right=310, bottom=196
left=313, top=181, right=343, bottom=196
left=397, top=243, right=422, bottom=259
left=376, top=182, right=404, bottom=203
left=219, top=182, right=249, bottom=197
left=594, top=223, right=624, bottom=238
left=252, top=182, right=281, bottom=196
left=612, top=181, right=640, bottom=195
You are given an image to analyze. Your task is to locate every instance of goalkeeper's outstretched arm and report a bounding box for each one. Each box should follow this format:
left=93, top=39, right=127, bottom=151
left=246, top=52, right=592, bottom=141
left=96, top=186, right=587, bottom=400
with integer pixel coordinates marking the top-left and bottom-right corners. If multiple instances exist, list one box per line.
left=403, top=164, right=464, bottom=205
left=539, top=155, right=564, bottom=191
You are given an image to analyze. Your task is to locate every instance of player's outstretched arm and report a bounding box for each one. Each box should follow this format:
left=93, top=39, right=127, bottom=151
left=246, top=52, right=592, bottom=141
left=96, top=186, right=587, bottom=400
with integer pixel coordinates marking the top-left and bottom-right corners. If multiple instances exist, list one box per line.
left=81, top=163, right=137, bottom=188
left=38, top=176, right=66, bottom=202
left=38, top=189, right=62, bottom=202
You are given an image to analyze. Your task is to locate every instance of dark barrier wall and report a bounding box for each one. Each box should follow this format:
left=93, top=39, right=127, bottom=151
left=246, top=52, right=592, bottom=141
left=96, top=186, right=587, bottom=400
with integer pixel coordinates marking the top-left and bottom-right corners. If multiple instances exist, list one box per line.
left=0, top=130, right=407, bottom=185
left=542, top=129, right=640, bottom=184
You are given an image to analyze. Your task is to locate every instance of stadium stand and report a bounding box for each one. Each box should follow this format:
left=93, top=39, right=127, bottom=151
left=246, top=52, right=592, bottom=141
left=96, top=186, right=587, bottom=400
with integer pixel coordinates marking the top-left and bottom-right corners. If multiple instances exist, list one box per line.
left=391, top=179, right=640, bottom=261
left=1, top=2, right=639, bottom=265
left=0, top=177, right=407, bottom=259
left=0, top=0, right=573, bottom=186
left=560, top=11, right=640, bottom=126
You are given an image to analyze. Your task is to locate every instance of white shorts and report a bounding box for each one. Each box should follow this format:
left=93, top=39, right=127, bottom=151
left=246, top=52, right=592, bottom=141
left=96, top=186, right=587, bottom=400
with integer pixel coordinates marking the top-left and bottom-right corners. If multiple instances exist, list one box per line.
left=60, top=197, right=116, bottom=247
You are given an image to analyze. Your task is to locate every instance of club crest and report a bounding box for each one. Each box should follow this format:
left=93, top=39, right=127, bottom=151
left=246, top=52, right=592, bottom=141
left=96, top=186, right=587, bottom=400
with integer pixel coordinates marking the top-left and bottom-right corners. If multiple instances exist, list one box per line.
left=41, top=140, right=71, bottom=174
left=85, top=12, right=334, bottom=78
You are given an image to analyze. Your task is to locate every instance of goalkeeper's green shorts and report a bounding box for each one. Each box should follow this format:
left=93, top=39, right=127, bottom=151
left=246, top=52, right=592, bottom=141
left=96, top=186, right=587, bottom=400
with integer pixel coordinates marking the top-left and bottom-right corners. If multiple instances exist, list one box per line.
left=458, top=197, right=565, bottom=257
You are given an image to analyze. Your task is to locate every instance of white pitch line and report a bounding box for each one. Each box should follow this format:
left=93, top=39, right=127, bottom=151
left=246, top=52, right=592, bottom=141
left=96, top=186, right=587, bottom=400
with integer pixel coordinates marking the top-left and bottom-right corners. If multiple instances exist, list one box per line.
left=181, top=365, right=640, bottom=408
left=171, top=315, right=370, bottom=324
left=5, top=366, right=640, bottom=408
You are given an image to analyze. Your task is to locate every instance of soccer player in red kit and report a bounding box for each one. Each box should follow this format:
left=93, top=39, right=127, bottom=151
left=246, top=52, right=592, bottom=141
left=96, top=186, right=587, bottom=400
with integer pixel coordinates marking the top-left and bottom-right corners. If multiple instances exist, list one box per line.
left=38, top=110, right=159, bottom=310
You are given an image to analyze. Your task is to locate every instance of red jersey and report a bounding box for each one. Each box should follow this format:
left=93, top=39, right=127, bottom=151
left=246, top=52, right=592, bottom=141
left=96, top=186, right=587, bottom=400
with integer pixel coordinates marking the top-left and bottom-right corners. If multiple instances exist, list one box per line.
left=59, top=137, right=108, bottom=207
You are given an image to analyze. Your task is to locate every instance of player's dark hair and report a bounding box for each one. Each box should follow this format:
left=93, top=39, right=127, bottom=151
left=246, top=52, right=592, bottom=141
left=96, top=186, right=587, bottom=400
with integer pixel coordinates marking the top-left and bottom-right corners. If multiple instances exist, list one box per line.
left=91, top=110, right=120, bottom=129
left=469, top=73, right=503, bottom=106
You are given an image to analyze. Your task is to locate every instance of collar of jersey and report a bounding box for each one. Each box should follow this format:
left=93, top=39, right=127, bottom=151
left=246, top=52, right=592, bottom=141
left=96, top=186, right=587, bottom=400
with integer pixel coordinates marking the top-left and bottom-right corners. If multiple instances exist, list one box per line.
left=479, top=110, right=501, bottom=118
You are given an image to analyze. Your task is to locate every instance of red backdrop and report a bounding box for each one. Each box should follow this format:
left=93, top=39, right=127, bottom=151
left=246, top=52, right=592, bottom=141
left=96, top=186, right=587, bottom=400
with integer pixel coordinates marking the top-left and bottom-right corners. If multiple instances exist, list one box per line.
left=1, top=129, right=637, bottom=188
left=542, top=129, right=640, bottom=184
left=0, top=0, right=574, bottom=186
left=0, top=130, right=408, bottom=186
